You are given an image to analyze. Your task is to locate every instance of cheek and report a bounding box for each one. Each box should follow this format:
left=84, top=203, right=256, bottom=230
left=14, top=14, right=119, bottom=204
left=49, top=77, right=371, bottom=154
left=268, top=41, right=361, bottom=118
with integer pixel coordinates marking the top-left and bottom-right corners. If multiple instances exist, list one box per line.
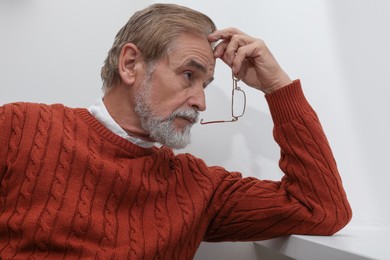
left=151, top=90, right=188, bottom=111
left=147, top=74, right=191, bottom=114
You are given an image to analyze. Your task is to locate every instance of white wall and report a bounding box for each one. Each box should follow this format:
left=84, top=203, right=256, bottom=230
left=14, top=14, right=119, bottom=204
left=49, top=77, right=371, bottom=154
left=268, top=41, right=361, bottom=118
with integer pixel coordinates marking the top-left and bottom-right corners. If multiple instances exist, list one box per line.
left=0, top=0, right=152, bottom=106
left=1, top=0, right=389, bottom=259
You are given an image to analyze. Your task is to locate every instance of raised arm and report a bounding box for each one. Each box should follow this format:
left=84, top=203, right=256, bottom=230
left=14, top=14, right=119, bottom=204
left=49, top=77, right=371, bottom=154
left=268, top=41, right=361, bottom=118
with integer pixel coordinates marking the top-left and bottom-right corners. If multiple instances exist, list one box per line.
left=203, top=28, right=352, bottom=241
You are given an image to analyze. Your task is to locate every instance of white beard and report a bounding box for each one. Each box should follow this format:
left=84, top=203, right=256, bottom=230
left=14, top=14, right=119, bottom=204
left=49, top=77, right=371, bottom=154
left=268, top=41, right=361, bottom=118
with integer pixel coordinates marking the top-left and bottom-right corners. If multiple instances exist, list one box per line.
left=134, top=71, right=198, bottom=149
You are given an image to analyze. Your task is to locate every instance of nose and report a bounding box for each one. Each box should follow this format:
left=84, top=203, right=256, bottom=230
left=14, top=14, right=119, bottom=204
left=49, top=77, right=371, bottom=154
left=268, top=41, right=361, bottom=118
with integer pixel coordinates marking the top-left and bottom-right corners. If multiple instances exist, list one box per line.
left=188, top=85, right=206, bottom=112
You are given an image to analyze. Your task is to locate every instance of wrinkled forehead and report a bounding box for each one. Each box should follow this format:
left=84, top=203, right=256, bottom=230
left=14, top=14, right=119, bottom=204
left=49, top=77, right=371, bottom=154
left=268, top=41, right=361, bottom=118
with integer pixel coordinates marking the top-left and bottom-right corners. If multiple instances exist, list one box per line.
left=167, top=32, right=215, bottom=67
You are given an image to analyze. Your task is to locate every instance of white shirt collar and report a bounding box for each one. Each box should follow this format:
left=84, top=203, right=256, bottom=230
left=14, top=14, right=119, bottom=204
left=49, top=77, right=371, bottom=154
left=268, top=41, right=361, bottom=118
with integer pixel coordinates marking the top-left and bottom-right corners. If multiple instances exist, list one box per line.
left=88, top=98, right=156, bottom=148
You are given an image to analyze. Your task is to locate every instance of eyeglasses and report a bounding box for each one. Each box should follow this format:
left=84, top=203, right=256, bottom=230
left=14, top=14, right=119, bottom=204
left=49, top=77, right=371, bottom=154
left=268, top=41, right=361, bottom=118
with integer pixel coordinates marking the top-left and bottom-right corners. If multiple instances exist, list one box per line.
left=200, top=73, right=246, bottom=125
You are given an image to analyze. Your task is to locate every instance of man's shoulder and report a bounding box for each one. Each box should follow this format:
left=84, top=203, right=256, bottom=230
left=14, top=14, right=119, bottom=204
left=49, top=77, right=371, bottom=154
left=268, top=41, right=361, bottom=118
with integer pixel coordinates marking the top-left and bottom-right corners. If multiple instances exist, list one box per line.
left=0, top=101, right=78, bottom=114
left=1, top=101, right=60, bottom=109
left=0, top=102, right=84, bottom=126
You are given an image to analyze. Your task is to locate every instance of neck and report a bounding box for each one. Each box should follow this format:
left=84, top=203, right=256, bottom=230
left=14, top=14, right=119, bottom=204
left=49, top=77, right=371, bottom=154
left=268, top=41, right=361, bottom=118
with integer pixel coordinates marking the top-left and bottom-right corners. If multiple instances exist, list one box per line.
left=103, top=84, right=151, bottom=140
left=123, top=129, right=155, bottom=143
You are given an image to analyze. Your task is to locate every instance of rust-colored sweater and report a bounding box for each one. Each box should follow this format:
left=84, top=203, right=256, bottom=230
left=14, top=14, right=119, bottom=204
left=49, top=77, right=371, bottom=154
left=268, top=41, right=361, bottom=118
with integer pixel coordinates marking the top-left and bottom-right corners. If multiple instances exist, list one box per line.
left=0, top=81, right=351, bottom=259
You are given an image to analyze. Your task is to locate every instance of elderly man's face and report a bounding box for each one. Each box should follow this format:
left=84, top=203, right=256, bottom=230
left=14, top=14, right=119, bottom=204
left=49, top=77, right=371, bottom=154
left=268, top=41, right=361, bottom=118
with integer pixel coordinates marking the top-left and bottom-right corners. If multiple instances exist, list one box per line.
left=134, top=32, right=215, bottom=148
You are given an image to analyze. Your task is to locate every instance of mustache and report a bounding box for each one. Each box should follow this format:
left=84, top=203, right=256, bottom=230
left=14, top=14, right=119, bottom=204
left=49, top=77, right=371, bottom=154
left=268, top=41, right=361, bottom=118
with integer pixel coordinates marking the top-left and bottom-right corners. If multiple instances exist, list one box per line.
left=168, top=108, right=199, bottom=124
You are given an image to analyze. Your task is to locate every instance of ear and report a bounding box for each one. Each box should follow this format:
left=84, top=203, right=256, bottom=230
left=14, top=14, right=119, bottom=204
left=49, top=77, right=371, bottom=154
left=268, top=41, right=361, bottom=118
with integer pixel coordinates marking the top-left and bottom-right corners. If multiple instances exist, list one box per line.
left=118, top=43, right=143, bottom=86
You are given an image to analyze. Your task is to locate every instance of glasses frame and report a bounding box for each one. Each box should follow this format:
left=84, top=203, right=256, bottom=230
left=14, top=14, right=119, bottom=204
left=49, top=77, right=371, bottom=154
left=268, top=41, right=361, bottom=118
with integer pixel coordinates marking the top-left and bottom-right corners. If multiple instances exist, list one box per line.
left=200, top=74, right=247, bottom=125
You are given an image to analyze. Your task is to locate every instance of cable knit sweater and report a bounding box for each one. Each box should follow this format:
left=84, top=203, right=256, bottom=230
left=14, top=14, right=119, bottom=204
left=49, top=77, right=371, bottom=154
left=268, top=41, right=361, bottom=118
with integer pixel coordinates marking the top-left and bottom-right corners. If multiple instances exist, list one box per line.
left=0, top=81, right=351, bottom=259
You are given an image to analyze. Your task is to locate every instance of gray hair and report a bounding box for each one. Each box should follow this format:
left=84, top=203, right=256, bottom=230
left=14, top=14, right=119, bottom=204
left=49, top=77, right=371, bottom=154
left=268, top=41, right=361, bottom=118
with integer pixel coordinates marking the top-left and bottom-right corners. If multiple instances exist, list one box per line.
left=101, top=3, right=216, bottom=92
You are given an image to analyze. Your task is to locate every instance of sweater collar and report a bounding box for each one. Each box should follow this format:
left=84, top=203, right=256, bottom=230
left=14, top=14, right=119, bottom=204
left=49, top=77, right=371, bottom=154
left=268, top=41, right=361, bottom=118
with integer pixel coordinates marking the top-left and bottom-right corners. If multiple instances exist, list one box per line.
left=88, top=98, right=156, bottom=148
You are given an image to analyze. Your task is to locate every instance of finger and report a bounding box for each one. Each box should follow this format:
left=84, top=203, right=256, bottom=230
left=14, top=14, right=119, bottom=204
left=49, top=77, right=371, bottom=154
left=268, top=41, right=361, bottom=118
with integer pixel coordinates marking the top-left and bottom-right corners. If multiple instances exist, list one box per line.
left=208, top=27, right=245, bottom=42
left=232, top=42, right=260, bottom=74
left=212, top=40, right=229, bottom=58
left=213, top=39, right=239, bottom=67
left=213, top=42, right=233, bottom=67
left=213, top=35, right=255, bottom=67
left=224, top=34, right=254, bottom=66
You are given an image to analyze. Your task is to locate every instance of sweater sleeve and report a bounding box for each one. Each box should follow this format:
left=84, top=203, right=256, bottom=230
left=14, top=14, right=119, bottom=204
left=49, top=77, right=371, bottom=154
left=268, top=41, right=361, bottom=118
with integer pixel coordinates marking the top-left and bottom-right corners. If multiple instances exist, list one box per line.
left=0, top=103, right=27, bottom=182
left=204, top=80, right=352, bottom=242
left=0, top=104, right=8, bottom=178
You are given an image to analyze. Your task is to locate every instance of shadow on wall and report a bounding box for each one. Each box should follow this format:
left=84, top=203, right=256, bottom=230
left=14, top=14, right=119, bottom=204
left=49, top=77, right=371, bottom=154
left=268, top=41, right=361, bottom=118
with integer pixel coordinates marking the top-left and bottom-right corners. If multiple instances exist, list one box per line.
left=180, top=79, right=282, bottom=180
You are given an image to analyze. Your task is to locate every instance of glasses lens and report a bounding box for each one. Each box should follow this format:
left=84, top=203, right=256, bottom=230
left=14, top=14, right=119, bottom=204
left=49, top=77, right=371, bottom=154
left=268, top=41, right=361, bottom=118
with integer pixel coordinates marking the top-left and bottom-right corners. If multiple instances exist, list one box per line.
left=232, top=89, right=246, bottom=117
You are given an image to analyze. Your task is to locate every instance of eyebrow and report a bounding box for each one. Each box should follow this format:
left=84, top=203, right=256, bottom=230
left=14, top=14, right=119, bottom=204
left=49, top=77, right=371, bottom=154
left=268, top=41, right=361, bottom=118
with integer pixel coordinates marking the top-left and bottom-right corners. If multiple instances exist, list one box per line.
left=184, top=59, right=215, bottom=86
left=185, top=59, right=207, bottom=73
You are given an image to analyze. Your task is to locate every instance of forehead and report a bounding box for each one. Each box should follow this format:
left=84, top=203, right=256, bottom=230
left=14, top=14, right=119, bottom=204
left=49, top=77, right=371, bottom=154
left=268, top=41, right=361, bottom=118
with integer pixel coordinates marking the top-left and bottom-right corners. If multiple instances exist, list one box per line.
left=167, top=33, right=215, bottom=74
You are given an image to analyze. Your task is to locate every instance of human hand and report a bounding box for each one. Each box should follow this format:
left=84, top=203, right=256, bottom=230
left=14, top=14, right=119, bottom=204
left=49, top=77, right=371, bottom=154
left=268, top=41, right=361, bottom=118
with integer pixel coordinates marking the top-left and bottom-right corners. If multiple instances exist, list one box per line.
left=208, top=28, right=292, bottom=94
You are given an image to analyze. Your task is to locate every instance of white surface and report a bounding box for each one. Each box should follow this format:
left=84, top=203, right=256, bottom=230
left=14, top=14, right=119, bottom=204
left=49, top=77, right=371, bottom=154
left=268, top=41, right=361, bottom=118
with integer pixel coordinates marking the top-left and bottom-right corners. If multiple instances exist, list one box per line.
left=255, top=226, right=389, bottom=260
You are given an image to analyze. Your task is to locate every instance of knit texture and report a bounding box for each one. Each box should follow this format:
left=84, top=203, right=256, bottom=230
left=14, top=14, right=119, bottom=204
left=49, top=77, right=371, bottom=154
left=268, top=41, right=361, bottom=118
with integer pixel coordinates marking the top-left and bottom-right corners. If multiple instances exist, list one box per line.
left=0, top=81, right=352, bottom=259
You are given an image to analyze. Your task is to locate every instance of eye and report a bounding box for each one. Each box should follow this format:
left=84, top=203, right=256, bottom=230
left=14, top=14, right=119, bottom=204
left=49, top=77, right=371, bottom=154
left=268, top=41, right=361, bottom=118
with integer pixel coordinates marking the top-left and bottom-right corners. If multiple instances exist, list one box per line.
left=184, top=71, right=193, bottom=80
